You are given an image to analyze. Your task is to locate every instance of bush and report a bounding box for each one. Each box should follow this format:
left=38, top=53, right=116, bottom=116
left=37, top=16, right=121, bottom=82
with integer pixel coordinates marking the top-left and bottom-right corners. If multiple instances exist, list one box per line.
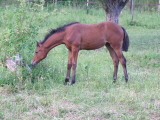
left=0, top=0, right=53, bottom=90
left=0, top=0, right=52, bottom=60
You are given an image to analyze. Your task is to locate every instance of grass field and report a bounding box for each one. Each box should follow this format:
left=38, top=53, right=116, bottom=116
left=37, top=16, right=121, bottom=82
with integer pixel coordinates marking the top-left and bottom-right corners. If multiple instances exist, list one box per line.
left=0, top=2, right=160, bottom=120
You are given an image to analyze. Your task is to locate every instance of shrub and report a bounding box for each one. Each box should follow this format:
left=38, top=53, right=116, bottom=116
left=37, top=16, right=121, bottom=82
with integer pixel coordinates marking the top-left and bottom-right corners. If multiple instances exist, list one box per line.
left=0, top=0, right=51, bottom=90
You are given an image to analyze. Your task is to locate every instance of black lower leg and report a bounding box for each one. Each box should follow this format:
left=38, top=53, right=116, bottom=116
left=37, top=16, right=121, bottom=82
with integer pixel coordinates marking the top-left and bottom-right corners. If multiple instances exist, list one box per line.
left=125, top=75, right=128, bottom=83
left=71, top=64, right=76, bottom=85
left=65, top=78, right=69, bottom=82
left=71, top=80, right=75, bottom=85
left=113, top=80, right=116, bottom=83
left=64, top=78, right=70, bottom=85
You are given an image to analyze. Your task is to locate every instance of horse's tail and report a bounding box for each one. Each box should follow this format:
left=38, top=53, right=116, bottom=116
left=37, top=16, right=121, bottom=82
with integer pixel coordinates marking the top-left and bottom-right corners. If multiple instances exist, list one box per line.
left=121, top=27, right=129, bottom=52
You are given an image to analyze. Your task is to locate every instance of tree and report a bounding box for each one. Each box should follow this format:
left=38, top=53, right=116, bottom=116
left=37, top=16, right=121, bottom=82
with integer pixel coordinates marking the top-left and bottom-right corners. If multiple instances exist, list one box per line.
left=100, top=0, right=129, bottom=23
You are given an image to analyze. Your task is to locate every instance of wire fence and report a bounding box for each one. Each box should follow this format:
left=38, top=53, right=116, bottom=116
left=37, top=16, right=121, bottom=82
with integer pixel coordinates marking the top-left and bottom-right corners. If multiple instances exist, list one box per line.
left=43, top=1, right=160, bottom=13
left=1, top=0, right=160, bottom=13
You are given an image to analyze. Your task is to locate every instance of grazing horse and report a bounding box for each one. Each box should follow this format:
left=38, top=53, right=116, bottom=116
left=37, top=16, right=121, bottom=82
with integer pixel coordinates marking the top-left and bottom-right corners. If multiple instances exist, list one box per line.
left=31, top=21, right=129, bottom=85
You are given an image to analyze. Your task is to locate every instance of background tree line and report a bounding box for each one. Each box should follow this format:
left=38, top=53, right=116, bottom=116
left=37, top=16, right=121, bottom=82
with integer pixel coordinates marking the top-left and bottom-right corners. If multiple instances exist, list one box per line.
left=0, top=0, right=159, bottom=6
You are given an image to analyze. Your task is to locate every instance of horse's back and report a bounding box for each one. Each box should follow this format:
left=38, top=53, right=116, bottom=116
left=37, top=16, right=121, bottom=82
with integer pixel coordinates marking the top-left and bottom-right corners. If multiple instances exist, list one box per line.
left=79, top=21, right=123, bottom=40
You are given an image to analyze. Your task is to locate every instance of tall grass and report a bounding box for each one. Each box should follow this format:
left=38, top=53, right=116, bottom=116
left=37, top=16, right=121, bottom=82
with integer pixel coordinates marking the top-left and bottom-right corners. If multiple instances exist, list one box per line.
left=0, top=2, right=160, bottom=119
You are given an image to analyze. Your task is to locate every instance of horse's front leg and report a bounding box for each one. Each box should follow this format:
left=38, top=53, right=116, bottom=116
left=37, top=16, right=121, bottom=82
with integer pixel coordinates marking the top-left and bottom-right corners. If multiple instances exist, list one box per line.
left=71, top=47, right=79, bottom=85
left=64, top=50, right=72, bottom=85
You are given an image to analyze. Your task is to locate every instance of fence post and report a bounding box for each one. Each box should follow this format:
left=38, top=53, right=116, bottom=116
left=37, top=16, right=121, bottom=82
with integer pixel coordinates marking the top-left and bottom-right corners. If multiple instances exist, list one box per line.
left=86, top=0, right=89, bottom=14
left=52, top=0, right=57, bottom=8
left=131, top=0, right=134, bottom=21
left=158, top=0, right=160, bottom=14
left=4, top=0, right=7, bottom=6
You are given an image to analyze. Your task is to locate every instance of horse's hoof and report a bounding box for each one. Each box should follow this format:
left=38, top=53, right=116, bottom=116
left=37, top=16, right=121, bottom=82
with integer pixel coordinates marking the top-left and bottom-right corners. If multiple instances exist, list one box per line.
left=65, top=78, right=69, bottom=82
left=71, top=81, right=75, bottom=85
left=125, top=79, right=128, bottom=83
left=113, top=80, right=116, bottom=83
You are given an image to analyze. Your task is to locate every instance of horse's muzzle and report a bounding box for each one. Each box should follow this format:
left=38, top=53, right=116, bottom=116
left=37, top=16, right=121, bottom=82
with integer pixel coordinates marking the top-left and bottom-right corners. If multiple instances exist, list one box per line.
left=31, top=60, right=37, bottom=67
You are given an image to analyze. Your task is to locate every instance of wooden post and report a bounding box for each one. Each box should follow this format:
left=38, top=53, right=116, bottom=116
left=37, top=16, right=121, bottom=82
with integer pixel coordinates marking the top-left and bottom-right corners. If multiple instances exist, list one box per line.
left=86, top=0, right=89, bottom=14
left=87, top=0, right=89, bottom=7
left=4, top=0, right=7, bottom=6
left=53, top=0, right=57, bottom=7
left=131, top=0, right=134, bottom=22
left=158, top=0, right=160, bottom=14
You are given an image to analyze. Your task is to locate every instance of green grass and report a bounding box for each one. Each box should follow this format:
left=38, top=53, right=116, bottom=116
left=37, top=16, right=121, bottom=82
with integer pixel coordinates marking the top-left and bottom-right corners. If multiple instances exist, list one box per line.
left=0, top=2, right=160, bottom=120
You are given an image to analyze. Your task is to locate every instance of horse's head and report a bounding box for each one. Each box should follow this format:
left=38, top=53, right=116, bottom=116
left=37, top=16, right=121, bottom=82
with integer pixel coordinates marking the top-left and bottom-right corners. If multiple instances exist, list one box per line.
left=31, top=42, right=47, bottom=66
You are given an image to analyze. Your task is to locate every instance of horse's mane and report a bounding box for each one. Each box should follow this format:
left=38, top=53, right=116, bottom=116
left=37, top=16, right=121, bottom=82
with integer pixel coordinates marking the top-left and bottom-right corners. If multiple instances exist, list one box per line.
left=40, top=22, right=79, bottom=44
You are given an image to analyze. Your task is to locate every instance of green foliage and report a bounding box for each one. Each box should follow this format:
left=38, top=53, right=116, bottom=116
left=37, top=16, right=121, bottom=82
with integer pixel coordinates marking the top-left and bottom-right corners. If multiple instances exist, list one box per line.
left=0, top=1, right=40, bottom=59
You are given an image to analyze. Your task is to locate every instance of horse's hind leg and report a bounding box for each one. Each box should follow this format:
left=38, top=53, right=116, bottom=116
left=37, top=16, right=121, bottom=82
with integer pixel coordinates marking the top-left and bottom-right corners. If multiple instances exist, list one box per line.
left=105, top=43, right=119, bottom=82
left=64, top=50, right=72, bottom=85
left=114, top=49, right=128, bottom=82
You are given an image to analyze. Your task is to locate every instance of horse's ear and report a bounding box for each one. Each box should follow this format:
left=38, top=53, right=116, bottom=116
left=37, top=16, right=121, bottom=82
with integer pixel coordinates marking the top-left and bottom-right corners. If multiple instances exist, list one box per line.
left=36, top=41, right=41, bottom=47
left=36, top=41, right=39, bottom=47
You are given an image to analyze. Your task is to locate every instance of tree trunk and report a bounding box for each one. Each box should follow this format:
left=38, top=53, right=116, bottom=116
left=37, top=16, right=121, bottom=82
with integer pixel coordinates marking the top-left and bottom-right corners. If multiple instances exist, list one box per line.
left=106, top=7, right=121, bottom=23
left=100, top=0, right=129, bottom=24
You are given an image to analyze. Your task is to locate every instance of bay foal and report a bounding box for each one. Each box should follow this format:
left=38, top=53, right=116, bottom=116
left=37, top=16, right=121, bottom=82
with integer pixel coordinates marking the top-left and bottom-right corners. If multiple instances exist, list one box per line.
left=31, top=21, right=129, bottom=85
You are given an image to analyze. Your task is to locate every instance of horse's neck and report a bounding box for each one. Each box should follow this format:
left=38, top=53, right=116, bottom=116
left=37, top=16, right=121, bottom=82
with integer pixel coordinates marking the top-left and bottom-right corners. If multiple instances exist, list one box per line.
left=43, top=32, right=64, bottom=51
